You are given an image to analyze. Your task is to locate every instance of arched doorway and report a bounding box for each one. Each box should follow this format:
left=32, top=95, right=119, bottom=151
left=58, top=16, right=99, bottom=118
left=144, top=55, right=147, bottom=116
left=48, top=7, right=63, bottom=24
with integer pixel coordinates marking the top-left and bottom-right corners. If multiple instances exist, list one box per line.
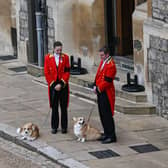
left=105, top=0, right=135, bottom=57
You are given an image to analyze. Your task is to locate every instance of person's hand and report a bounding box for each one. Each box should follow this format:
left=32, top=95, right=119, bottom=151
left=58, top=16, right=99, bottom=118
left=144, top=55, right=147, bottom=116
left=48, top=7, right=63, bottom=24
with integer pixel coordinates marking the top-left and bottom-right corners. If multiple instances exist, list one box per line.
left=93, top=86, right=97, bottom=94
left=55, top=84, right=61, bottom=91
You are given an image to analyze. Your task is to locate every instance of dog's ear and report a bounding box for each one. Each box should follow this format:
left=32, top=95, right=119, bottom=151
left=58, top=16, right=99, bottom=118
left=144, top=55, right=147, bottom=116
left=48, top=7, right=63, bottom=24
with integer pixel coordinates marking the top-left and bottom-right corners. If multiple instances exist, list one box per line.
left=73, top=117, right=77, bottom=121
left=32, top=125, right=35, bottom=131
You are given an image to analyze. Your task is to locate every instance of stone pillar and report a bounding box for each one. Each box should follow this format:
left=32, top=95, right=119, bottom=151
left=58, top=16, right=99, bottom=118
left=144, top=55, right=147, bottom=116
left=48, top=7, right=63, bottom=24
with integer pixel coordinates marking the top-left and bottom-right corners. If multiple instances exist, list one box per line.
left=132, top=2, right=147, bottom=85
left=0, top=1, right=13, bottom=55
left=147, top=0, right=152, bottom=17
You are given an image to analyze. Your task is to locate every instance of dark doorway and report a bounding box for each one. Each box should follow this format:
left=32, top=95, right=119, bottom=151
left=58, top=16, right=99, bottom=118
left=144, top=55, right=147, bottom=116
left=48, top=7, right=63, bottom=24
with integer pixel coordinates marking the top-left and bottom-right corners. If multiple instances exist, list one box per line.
left=105, top=0, right=135, bottom=56
left=11, top=27, right=17, bottom=57
left=104, top=0, right=117, bottom=56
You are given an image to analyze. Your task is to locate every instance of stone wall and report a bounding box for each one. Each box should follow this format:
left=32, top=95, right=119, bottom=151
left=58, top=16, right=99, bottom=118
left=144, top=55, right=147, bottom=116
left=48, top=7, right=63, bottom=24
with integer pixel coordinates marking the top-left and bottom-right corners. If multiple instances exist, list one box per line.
left=19, top=0, right=28, bottom=41
left=11, top=0, right=16, bottom=28
left=152, top=0, right=168, bottom=23
left=143, top=0, right=168, bottom=118
left=16, top=0, right=55, bottom=63
left=148, top=35, right=168, bottom=117
left=46, top=0, right=105, bottom=72
left=47, top=6, right=55, bottom=53
left=0, top=0, right=14, bottom=56
left=16, top=0, right=105, bottom=71
left=16, top=0, right=28, bottom=63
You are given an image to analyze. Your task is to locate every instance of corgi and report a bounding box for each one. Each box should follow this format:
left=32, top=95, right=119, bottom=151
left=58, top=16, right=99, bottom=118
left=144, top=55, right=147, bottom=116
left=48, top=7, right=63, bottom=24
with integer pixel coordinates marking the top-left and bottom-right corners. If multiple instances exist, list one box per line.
left=17, top=122, right=39, bottom=141
left=73, top=117, right=101, bottom=142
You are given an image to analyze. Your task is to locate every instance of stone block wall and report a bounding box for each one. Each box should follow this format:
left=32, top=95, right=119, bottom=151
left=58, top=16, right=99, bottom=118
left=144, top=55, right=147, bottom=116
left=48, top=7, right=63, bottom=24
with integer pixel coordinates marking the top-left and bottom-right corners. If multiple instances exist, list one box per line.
left=17, top=0, right=55, bottom=63
left=143, top=0, right=168, bottom=118
left=152, top=0, right=168, bottom=23
left=148, top=35, right=168, bottom=117
left=19, top=0, right=28, bottom=41
left=47, top=6, right=55, bottom=53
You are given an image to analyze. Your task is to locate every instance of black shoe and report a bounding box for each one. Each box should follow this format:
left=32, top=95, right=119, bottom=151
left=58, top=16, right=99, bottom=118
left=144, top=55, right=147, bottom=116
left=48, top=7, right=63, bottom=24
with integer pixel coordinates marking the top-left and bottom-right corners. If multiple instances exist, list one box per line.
left=97, top=134, right=107, bottom=141
left=61, top=129, right=67, bottom=134
left=101, top=137, right=117, bottom=144
left=51, top=129, right=57, bottom=134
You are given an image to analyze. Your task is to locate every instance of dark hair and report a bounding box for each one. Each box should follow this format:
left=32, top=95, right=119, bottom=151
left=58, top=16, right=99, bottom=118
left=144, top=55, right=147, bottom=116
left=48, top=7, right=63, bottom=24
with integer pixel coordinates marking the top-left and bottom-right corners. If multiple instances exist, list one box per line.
left=99, top=46, right=110, bottom=55
left=53, top=41, right=63, bottom=48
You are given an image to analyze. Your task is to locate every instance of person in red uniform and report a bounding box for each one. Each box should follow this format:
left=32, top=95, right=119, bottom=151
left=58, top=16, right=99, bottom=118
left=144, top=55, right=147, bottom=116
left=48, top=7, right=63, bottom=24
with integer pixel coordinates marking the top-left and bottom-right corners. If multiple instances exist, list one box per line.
left=44, top=41, right=70, bottom=134
left=93, top=46, right=117, bottom=144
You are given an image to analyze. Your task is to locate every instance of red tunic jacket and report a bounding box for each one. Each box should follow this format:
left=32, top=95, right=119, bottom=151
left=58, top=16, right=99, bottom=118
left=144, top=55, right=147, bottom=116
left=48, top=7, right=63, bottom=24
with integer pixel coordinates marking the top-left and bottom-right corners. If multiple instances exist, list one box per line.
left=44, top=53, right=70, bottom=106
left=95, top=57, right=116, bottom=116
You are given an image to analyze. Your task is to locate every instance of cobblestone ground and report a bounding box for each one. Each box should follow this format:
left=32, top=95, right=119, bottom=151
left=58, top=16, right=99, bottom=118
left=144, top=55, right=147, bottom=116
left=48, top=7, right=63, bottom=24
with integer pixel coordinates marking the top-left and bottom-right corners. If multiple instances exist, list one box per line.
left=0, top=137, right=63, bottom=168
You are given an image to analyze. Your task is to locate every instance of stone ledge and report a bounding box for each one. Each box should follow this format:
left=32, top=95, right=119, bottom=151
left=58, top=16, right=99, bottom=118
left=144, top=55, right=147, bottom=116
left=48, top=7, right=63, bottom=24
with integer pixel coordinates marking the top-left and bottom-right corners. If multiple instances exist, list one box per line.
left=115, top=98, right=156, bottom=115
left=0, top=123, right=89, bottom=168
left=27, top=63, right=44, bottom=77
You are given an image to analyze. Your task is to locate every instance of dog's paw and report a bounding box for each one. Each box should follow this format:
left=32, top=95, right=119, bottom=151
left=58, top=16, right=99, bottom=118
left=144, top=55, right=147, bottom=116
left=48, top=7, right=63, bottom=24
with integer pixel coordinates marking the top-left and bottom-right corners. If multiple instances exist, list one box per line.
left=29, top=137, right=36, bottom=141
left=77, top=138, right=81, bottom=142
left=81, top=138, right=85, bottom=143
left=21, top=136, right=26, bottom=140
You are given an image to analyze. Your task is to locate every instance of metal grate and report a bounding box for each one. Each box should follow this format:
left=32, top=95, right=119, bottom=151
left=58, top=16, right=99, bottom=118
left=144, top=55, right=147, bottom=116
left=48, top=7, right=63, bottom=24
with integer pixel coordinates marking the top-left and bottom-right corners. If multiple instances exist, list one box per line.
left=89, top=149, right=120, bottom=159
left=8, top=66, right=27, bottom=73
left=130, top=144, right=160, bottom=153
left=0, top=55, right=16, bottom=61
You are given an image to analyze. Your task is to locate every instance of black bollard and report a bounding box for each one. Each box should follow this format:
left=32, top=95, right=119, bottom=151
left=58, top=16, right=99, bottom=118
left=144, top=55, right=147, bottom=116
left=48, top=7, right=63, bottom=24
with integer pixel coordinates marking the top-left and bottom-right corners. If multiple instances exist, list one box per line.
left=70, top=56, right=88, bottom=75
left=134, top=75, right=138, bottom=86
left=77, top=58, right=81, bottom=72
left=70, top=55, right=74, bottom=69
left=127, top=73, right=131, bottom=86
left=122, top=73, right=145, bottom=92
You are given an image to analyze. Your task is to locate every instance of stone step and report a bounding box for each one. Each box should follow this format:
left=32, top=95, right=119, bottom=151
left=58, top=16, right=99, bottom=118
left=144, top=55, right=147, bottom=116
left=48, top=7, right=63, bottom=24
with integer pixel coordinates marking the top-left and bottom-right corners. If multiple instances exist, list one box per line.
left=114, top=56, right=134, bottom=73
left=114, top=81, right=147, bottom=103
left=115, top=97, right=156, bottom=115
left=34, top=76, right=156, bottom=115
left=69, top=75, right=148, bottom=103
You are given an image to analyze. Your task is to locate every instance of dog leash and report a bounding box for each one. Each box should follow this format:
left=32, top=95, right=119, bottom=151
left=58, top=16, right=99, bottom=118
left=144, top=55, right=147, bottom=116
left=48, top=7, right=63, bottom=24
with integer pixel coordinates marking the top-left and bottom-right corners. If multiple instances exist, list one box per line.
left=41, top=106, right=72, bottom=128
left=42, top=102, right=95, bottom=127
left=86, top=102, right=96, bottom=124
left=42, top=107, right=51, bottom=128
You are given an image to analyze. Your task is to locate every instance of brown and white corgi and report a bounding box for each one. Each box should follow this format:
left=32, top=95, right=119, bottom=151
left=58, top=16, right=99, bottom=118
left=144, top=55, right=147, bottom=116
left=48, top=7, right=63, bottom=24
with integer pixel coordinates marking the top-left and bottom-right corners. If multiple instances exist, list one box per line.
left=17, top=122, right=39, bottom=141
left=73, top=117, right=101, bottom=142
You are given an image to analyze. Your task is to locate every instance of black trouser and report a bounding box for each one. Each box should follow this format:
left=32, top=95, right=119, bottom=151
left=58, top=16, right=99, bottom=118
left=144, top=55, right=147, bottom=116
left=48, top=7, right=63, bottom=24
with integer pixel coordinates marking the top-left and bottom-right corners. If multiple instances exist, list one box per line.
left=97, top=91, right=116, bottom=139
left=51, top=85, right=68, bottom=130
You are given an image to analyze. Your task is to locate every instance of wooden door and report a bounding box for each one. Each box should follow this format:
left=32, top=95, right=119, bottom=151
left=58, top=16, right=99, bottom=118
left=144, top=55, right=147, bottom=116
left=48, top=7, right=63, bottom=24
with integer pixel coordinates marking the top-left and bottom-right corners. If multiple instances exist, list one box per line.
left=116, top=0, right=135, bottom=56
left=105, top=0, right=135, bottom=56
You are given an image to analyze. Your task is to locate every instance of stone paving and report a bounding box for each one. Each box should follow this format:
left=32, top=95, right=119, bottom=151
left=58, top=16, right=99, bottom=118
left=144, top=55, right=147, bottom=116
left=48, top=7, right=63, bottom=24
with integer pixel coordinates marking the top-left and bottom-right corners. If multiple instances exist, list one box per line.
left=1, top=59, right=168, bottom=168
left=0, top=137, right=62, bottom=168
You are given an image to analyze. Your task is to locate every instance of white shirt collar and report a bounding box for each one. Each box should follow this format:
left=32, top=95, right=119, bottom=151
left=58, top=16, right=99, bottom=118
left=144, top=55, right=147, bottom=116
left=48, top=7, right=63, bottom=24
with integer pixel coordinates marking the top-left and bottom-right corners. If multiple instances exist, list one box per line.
left=101, top=56, right=110, bottom=70
left=54, top=53, right=60, bottom=66
left=54, top=53, right=60, bottom=58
